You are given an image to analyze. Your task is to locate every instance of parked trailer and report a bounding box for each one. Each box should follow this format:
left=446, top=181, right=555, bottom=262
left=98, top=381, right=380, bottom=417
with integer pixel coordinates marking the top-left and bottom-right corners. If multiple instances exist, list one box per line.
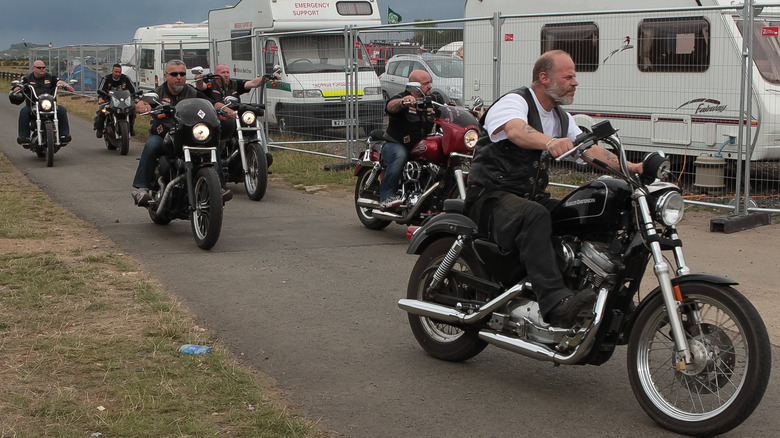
left=463, top=0, right=780, bottom=161
left=208, top=0, right=385, bottom=133
left=129, top=21, right=211, bottom=90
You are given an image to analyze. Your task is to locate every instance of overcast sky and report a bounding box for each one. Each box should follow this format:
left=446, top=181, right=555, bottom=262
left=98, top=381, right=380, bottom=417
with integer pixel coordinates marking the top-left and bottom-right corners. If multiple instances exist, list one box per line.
left=1, top=0, right=464, bottom=51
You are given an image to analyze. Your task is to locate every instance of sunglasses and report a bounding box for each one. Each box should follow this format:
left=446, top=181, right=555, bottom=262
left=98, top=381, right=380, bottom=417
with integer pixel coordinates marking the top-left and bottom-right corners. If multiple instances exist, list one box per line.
left=167, top=71, right=186, bottom=77
left=34, top=66, right=46, bottom=69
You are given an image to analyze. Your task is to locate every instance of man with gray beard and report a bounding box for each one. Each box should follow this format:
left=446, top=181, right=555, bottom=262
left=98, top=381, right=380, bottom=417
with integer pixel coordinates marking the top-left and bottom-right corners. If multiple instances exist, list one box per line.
left=131, top=59, right=203, bottom=206
left=465, top=50, right=643, bottom=328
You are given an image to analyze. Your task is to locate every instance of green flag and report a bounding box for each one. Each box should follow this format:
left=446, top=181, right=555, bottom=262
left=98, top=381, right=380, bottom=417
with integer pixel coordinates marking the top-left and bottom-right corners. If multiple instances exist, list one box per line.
left=388, top=7, right=402, bottom=24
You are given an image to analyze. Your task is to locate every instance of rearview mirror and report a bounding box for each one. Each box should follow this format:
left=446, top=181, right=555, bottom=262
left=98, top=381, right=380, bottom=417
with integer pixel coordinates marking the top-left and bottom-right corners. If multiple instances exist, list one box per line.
left=142, top=92, right=159, bottom=103
left=405, top=82, right=422, bottom=94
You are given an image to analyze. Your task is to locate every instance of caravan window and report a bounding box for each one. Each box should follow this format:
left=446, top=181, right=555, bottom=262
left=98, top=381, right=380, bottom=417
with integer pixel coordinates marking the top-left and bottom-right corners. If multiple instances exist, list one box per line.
left=638, top=17, right=710, bottom=72
left=140, top=49, right=155, bottom=70
left=541, top=22, right=599, bottom=72
left=231, top=30, right=252, bottom=61
left=336, top=1, right=373, bottom=15
left=163, top=49, right=209, bottom=69
left=279, top=34, right=374, bottom=74
left=735, top=19, right=780, bottom=85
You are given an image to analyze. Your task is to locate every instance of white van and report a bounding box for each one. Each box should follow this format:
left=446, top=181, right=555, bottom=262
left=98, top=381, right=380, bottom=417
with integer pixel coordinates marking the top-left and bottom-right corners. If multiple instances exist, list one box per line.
left=129, top=21, right=211, bottom=90
left=208, top=0, right=385, bottom=133
left=463, top=0, right=780, bottom=161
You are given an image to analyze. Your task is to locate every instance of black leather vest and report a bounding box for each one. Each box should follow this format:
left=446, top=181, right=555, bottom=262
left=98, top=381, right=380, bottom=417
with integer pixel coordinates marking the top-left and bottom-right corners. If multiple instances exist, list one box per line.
left=468, top=87, right=569, bottom=200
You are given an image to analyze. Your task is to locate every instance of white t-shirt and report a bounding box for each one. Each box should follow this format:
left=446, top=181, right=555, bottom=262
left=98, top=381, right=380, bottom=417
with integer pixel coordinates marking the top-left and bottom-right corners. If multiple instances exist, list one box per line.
left=484, top=91, right=581, bottom=143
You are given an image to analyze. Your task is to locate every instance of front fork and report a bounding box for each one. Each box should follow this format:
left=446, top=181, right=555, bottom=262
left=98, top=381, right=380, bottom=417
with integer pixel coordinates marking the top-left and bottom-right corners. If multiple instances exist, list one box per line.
left=636, top=195, right=693, bottom=369
left=235, top=119, right=266, bottom=172
left=450, top=152, right=472, bottom=200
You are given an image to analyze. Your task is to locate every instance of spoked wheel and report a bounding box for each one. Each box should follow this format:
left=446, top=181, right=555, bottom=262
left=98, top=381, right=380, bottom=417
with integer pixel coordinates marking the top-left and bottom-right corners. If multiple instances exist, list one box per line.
left=407, top=237, right=489, bottom=362
left=243, top=140, right=268, bottom=201
left=190, top=167, right=223, bottom=250
left=627, top=282, right=771, bottom=437
left=44, top=121, right=55, bottom=167
left=354, top=168, right=391, bottom=230
left=118, top=119, right=130, bottom=155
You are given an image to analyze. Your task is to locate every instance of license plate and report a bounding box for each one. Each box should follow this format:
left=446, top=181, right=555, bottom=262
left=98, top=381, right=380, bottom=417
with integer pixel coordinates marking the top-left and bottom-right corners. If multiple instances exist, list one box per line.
left=331, top=119, right=348, bottom=127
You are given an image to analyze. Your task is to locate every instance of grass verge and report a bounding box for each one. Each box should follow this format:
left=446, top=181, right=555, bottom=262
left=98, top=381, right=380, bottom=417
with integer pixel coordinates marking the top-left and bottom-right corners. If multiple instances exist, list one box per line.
left=0, top=152, right=323, bottom=436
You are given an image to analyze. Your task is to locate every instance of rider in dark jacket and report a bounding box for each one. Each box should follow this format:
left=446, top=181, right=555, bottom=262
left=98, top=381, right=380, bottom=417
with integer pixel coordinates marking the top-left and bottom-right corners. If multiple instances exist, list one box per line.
left=94, top=64, right=138, bottom=138
left=466, top=50, right=643, bottom=328
left=194, top=63, right=276, bottom=139
left=12, top=60, right=74, bottom=145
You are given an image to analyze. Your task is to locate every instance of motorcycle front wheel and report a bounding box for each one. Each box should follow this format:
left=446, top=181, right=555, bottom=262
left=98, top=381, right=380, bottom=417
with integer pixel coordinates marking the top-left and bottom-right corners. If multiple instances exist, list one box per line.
left=118, top=119, right=130, bottom=156
left=627, top=282, right=771, bottom=437
left=44, top=120, right=55, bottom=167
left=190, top=167, right=223, bottom=250
left=407, top=237, right=489, bottom=362
left=354, top=168, right=391, bottom=230
left=243, top=140, right=268, bottom=201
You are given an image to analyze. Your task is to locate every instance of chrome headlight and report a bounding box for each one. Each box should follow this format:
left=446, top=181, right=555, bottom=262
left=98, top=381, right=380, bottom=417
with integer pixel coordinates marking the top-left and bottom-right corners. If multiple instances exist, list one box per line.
left=192, top=123, right=211, bottom=142
left=40, top=98, right=53, bottom=111
left=241, top=111, right=256, bottom=125
left=655, top=191, right=684, bottom=226
left=464, top=129, right=479, bottom=149
left=112, top=95, right=132, bottom=107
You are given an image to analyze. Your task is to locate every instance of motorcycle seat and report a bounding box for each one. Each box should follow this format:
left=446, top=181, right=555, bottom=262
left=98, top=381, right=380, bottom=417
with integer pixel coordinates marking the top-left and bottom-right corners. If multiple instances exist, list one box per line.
left=369, top=129, right=385, bottom=141
left=443, top=199, right=465, bottom=213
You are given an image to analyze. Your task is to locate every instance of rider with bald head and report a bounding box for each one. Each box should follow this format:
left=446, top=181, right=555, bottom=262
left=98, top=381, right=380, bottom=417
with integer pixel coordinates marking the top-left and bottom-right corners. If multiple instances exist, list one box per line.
left=378, top=69, right=436, bottom=210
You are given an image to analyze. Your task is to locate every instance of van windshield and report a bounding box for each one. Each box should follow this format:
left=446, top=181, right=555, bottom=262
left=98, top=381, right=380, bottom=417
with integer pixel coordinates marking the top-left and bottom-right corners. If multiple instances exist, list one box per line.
left=280, top=35, right=374, bottom=74
left=735, top=18, right=780, bottom=85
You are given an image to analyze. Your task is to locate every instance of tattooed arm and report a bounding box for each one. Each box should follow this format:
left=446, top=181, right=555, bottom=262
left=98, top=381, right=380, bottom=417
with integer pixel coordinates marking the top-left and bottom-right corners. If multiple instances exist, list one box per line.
left=583, top=145, right=643, bottom=174
left=499, top=118, right=576, bottom=155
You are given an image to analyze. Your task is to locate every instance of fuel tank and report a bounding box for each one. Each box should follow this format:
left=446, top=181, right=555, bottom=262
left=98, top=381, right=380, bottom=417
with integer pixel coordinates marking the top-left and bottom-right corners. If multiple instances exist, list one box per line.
left=410, top=136, right=444, bottom=163
left=550, top=177, right=632, bottom=235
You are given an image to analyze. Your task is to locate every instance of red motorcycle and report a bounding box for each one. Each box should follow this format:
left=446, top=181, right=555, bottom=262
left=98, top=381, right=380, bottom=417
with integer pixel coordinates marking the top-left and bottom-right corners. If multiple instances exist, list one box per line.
left=354, top=85, right=482, bottom=230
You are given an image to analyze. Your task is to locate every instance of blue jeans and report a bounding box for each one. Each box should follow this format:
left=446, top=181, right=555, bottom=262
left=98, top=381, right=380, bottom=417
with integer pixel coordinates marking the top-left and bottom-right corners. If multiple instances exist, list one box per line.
left=379, top=142, right=409, bottom=201
left=18, top=105, right=70, bottom=138
left=133, top=135, right=164, bottom=189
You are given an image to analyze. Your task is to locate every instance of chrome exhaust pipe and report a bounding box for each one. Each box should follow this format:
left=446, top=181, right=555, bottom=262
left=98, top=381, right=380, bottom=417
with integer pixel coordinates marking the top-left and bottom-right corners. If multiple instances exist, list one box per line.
left=401, top=285, right=609, bottom=366
left=479, top=289, right=609, bottom=365
left=398, top=283, right=526, bottom=324
left=154, top=174, right=185, bottom=216
left=356, top=197, right=380, bottom=209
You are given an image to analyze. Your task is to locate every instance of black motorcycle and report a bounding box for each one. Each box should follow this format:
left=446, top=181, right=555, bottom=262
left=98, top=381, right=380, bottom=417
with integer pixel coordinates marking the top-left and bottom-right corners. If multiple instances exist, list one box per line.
left=139, top=94, right=224, bottom=250
left=98, top=88, right=137, bottom=155
left=195, top=66, right=279, bottom=201
left=11, top=79, right=74, bottom=167
left=219, top=95, right=271, bottom=201
left=398, top=121, right=770, bottom=436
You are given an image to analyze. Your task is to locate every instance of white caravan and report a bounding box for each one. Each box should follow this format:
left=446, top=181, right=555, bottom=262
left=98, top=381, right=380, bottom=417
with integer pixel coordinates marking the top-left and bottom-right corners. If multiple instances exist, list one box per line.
left=463, top=0, right=780, bottom=161
left=128, top=21, right=211, bottom=90
left=208, top=0, right=385, bottom=133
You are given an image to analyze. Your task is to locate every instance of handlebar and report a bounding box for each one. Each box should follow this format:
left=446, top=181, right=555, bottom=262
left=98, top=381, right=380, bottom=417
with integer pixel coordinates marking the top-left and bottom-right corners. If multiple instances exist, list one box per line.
left=555, top=120, right=617, bottom=162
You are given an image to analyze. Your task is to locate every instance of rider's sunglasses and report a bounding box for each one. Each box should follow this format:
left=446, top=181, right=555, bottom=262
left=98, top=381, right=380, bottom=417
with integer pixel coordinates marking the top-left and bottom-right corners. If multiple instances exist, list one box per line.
left=34, top=66, right=46, bottom=69
left=167, top=71, right=186, bottom=77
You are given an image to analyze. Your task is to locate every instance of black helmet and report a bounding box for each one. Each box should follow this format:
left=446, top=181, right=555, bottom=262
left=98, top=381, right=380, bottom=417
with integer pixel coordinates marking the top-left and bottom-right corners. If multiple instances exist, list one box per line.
left=9, top=90, right=24, bottom=105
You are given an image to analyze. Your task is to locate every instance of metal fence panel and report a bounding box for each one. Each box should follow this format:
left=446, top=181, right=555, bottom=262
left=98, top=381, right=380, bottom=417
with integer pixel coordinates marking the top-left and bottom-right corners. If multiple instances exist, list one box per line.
left=23, top=4, right=780, bottom=214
